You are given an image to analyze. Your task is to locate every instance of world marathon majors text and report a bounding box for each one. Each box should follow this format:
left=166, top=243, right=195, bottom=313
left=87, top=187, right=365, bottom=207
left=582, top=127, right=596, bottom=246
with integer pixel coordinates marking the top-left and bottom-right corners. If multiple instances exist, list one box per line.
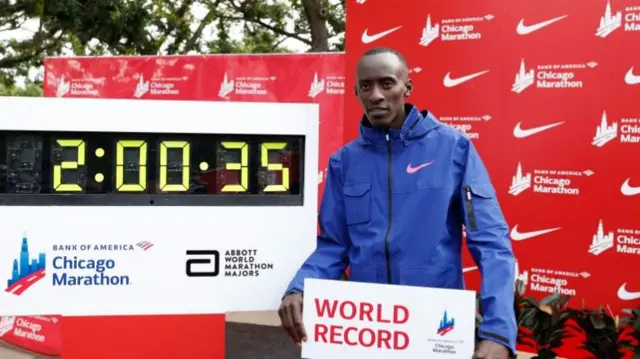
left=223, top=249, right=273, bottom=277
left=50, top=244, right=134, bottom=286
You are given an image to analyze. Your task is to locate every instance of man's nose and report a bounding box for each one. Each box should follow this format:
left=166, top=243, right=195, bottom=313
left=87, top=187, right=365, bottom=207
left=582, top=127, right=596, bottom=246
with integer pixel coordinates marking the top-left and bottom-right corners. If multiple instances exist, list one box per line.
left=369, top=87, right=384, bottom=102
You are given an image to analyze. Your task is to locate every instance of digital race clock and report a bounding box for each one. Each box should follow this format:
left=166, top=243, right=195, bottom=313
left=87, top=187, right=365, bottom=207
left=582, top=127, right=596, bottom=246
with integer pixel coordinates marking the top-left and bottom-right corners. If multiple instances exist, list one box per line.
left=0, top=97, right=319, bottom=317
left=0, top=97, right=310, bottom=206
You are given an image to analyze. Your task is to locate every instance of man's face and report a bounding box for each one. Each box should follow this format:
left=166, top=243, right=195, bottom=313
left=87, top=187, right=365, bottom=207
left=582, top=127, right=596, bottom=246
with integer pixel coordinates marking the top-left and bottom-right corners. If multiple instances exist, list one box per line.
left=355, top=53, right=412, bottom=128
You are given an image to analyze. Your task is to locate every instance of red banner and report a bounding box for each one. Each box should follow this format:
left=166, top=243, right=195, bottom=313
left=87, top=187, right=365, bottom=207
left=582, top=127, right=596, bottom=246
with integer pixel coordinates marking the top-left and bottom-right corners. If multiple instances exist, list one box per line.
left=37, top=53, right=345, bottom=358
left=0, top=315, right=61, bottom=356
left=345, top=0, right=639, bottom=357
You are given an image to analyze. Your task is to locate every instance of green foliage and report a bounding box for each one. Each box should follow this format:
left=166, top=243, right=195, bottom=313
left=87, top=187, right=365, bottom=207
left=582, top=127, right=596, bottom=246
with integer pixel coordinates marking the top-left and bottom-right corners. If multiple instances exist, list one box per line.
left=568, top=306, right=628, bottom=359
left=515, top=291, right=574, bottom=358
left=0, top=0, right=345, bottom=84
left=620, top=308, right=640, bottom=358
left=474, top=279, right=640, bottom=359
left=0, top=82, right=43, bottom=97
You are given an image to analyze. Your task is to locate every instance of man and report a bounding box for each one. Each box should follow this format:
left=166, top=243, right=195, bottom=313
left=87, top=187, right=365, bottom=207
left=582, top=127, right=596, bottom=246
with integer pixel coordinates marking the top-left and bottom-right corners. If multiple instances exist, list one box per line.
left=279, top=47, right=517, bottom=359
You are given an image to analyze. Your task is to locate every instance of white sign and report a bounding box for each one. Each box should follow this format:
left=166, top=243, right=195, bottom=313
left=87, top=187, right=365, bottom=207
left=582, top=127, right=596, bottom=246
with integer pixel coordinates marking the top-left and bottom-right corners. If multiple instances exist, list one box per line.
left=0, top=97, right=319, bottom=317
left=301, top=279, right=476, bottom=359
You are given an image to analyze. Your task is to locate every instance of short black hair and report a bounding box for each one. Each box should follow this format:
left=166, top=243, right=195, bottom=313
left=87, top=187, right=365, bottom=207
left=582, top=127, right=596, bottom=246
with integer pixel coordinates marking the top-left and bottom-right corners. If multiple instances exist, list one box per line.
left=359, top=47, right=408, bottom=67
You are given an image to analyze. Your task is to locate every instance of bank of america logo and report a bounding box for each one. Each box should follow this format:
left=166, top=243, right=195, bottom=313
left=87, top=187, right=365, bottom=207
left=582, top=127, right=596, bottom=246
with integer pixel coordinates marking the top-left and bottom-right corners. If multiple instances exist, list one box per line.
left=437, top=310, right=455, bottom=336
left=137, top=241, right=154, bottom=251
left=6, top=234, right=46, bottom=296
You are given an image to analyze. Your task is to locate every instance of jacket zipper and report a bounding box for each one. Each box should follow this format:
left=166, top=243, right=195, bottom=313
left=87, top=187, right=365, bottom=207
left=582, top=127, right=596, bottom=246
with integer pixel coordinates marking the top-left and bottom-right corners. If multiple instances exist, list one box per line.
left=384, top=132, right=393, bottom=284
left=464, top=186, right=477, bottom=231
left=381, top=116, right=420, bottom=284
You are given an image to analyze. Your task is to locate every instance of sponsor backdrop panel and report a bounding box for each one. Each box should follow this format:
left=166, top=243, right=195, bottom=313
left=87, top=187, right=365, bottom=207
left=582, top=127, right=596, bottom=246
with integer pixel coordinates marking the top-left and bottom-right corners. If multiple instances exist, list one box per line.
left=346, top=0, right=640, bottom=357
left=2, top=53, right=345, bottom=358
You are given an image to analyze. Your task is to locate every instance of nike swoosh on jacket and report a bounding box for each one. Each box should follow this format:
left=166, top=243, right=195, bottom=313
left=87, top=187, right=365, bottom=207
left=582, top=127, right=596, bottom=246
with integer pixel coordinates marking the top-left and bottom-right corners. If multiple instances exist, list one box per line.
left=284, top=104, right=517, bottom=354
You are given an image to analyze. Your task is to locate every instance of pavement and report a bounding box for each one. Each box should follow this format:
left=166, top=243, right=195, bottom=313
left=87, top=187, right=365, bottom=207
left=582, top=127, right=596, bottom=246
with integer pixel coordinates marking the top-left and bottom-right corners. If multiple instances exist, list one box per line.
left=0, top=311, right=548, bottom=358
left=0, top=340, right=57, bottom=359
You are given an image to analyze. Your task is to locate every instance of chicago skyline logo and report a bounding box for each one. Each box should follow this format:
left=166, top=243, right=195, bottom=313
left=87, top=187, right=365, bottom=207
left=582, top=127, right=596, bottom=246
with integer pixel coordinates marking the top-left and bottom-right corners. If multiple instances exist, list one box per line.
left=6, top=234, right=46, bottom=296
left=437, top=310, right=455, bottom=336
left=6, top=235, right=156, bottom=295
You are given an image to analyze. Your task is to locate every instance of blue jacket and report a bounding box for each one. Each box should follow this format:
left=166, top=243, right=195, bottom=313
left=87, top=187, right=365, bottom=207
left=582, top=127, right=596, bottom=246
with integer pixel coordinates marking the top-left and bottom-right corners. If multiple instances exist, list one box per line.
left=285, top=104, right=517, bottom=353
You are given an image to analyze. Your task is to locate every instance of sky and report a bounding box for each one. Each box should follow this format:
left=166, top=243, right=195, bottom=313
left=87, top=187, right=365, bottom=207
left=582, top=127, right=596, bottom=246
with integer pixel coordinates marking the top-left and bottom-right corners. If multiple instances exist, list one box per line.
left=0, top=0, right=336, bottom=87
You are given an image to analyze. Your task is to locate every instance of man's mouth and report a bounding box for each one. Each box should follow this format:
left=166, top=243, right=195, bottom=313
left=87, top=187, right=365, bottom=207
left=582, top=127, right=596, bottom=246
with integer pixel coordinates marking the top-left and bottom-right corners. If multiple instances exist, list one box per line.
left=368, top=108, right=389, bottom=116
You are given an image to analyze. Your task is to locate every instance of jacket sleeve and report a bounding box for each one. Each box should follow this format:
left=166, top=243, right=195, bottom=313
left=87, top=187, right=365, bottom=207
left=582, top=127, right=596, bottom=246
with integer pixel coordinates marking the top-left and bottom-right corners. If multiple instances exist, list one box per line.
left=283, top=153, right=350, bottom=296
left=457, top=138, right=517, bottom=355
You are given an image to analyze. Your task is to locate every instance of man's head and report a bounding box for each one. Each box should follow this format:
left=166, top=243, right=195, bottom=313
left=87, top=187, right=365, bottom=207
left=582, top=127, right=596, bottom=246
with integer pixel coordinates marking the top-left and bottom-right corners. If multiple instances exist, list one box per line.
left=355, top=47, right=412, bottom=129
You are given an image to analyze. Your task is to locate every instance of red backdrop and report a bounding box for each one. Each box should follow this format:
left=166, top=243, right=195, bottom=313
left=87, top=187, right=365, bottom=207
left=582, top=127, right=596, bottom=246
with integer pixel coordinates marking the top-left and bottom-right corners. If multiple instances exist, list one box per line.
left=3, top=53, right=345, bottom=358
left=345, top=0, right=640, bottom=356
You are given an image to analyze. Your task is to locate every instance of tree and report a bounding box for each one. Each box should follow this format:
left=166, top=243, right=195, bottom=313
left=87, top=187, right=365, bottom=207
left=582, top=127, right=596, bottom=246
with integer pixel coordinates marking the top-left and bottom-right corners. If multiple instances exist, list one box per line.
left=0, top=81, right=42, bottom=96
left=0, top=0, right=344, bottom=85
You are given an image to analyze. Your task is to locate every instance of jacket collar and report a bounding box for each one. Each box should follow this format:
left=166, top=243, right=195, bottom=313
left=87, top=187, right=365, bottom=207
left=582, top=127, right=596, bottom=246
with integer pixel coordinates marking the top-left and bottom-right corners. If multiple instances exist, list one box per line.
left=357, top=104, right=440, bottom=146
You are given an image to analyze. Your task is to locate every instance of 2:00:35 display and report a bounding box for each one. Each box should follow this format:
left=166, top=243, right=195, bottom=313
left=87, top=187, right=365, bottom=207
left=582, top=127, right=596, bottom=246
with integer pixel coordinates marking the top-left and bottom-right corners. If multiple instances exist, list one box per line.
left=0, top=132, right=303, bottom=196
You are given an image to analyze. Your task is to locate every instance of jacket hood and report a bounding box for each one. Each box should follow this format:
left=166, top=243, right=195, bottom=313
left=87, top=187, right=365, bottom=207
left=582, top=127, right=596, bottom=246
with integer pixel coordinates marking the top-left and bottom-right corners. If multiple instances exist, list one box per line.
left=357, top=103, right=442, bottom=146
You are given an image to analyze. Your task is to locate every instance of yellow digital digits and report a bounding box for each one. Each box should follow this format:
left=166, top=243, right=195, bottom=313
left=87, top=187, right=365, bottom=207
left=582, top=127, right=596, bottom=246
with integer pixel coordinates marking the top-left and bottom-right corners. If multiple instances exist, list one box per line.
left=261, top=142, right=289, bottom=192
left=159, top=141, right=190, bottom=192
left=220, top=142, right=249, bottom=192
left=115, top=140, right=148, bottom=192
left=53, top=139, right=86, bottom=192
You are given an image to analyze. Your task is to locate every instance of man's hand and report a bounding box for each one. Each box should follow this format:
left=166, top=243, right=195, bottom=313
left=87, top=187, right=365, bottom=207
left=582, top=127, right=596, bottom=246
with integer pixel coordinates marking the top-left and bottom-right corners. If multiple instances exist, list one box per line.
left=278, top=293, right=307, bottom=347
left=473, top=340, right=510, bottom=359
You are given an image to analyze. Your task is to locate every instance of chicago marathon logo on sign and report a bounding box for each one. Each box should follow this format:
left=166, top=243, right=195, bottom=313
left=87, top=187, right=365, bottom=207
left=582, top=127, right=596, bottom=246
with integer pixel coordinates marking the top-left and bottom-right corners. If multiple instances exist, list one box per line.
left=55, top=75, right=102, bottom=98
left=427, top=309, right=464, bottom=355
left=132, top=59, right=197, bottom=98
left=5, top=235, right=46, bottom=296
left=591, top=110, right=640, bottom=147
left=218, top=72, right=276, bottom=99
left=418, top=13, right=494, bottom=47
left=508, top=162, right=594, bottom=197
left=436, top=310, right=455, bottom=336
left=5, top=233, right=154, bottom=296
left=517, top=267, right=590, bottom=297
left=439, top=114, right=491, bottom=140
left=308, top=72, right=345, bottom=98
left=0, top=316, right=15, bottom=337
left=512, top=59, right=598, bottom=93
left=595, top=0, right=640, bottom=38
left=588, top=219, right=640, bottom=256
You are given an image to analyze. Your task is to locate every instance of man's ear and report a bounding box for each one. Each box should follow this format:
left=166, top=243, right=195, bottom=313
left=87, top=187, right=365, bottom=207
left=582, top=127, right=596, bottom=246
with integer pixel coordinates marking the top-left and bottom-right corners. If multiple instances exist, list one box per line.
left=404, top=79, right=413, bottom=97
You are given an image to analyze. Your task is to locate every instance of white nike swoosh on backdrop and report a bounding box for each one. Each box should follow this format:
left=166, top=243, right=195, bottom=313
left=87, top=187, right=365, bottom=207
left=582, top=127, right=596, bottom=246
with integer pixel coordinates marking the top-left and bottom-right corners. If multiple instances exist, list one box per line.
left=625, top=67, right=640, bottom=85
left=621, top=178, right=640, bottom=196
left=361, top=26, right=402, bottom=44
left=443, top=70, right=490, bottom=88
left=510, top=225, right=562, bottom=241
left=516, top=15, right=568, bottom=35
left=618, top=283, right=640, bottom=300
left=513, top=121, right=565, bottom=138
